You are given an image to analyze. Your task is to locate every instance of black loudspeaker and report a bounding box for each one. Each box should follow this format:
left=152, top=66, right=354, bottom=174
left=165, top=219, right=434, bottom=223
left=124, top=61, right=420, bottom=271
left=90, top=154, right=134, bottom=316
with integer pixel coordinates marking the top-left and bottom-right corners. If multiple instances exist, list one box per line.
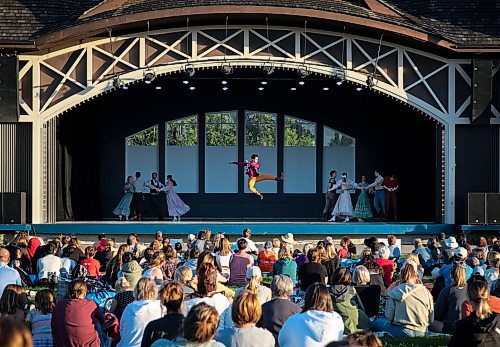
left=468, top=192, right=486, bottom=225
left=486, top=193, right=500, bottom=225
left=0, top=192, right=26, bottom=224
left=471, top=60, right=492, bottom=123
left=0, top=55, right=19, bottom=122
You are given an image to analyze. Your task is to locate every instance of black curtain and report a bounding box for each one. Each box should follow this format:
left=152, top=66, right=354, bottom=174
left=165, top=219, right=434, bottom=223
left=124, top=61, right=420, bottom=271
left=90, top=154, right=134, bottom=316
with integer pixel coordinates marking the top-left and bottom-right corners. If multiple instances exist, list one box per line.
left=56, top=111, right=102, bottom=221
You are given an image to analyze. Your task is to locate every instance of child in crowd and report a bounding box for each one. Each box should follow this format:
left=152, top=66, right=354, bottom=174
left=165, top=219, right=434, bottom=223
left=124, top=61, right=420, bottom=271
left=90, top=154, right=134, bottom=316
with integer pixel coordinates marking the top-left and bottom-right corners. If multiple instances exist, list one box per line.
left=81, top=246, right=101, bottom=278
left=28, top=289, right=56, bottom=347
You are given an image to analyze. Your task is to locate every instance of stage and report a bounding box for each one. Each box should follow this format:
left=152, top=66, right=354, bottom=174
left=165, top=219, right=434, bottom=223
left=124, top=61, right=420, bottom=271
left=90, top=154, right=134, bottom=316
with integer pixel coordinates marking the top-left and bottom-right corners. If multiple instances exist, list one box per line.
left=0, top=221, right=484, bottom=236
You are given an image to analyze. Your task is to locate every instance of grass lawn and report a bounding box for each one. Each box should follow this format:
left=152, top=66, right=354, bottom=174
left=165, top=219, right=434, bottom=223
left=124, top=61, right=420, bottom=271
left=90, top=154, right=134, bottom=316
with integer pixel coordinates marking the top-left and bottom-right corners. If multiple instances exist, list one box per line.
left=380, top=336, right=450, bottom=347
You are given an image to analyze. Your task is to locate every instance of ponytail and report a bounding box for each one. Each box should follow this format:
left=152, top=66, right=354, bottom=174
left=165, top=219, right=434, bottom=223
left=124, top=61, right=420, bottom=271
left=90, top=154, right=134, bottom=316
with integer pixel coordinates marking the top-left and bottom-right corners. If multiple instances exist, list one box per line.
left=245, top=275, right=260, bottom=295
left=467, top=280, right=491, bottom=320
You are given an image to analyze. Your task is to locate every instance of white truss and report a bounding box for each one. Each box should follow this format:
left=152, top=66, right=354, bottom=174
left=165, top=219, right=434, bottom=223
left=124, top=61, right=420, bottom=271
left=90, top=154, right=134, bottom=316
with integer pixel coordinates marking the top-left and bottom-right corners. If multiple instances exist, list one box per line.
left=17, top=25, right=481, bottom=224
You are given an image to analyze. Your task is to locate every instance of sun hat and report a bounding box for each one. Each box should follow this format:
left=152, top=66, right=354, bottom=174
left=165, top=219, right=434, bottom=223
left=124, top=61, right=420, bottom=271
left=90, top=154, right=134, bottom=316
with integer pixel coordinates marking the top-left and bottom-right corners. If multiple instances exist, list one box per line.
left=187, top=234, right=195, bottom=241
left=454, top=247, right=468, bottom=260
left=281, top=233, right=297, bottom=244
left=444, top=236, right=458, bottom=249
left=264, top=241, right=273, bottom=249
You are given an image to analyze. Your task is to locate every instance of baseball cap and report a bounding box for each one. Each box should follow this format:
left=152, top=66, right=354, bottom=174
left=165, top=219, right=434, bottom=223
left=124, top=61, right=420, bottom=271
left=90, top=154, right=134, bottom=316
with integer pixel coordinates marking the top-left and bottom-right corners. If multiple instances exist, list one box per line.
left=246, top=266, right=262, bottom=279
left=454, top=247, right=468, bottom=260
left=187, top=234, right=195, bottom=241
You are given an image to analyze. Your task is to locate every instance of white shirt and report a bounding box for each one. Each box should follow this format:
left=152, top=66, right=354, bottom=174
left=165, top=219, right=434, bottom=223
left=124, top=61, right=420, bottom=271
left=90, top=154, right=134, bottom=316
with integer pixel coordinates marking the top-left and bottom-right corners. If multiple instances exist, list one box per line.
left=37, top=254, right=62, bottom=279
left=0, top=262, right=22, bottom=297
left=132, top=178, right=145, bottom=193
left=278, top=310, right=344, bottom=347
left=61, top=257, right=76, bottom=278
left=183, top=294, right=231, bottom=329
left=118, top=300, right=163, bottom=347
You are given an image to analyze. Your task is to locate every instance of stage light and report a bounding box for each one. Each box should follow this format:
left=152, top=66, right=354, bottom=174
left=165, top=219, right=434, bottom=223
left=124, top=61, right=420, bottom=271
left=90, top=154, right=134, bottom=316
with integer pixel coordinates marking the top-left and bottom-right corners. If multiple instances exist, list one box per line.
left=261, top=81, right=268, bottom=85
left=122, top=85, right=128, bottom=90
left=297, top=66, right=309, bottom=79
left=222, top=87, right=229, bottom=91
left=155, top=86, right=162, bottom=90
left=184, top=64, right=195, bottom=77
left=291, top=87, right=297, bottom=91
left=298, top=81, right=305, bottom=86
left=220, top=62, right=234, bottom=75
left=262, top=62, right=275, bottom=75
left=366, top=75, right=375, bottom=88
left=356, top=86, right=362, bottom=91
left=189, top=86, right=196, bottom=91
left=336, top=81, right=343, bottom=86
left=323, top=87, right=329, bottom=91
left=112, top=76, right=122, bottom=89
left=183, top=80, right=189, bottom=85
left=221, top=80, right=228, bottom=85
left=258, top=87, right=264, bottom=91
left=144, top=70, right=156, bottom=84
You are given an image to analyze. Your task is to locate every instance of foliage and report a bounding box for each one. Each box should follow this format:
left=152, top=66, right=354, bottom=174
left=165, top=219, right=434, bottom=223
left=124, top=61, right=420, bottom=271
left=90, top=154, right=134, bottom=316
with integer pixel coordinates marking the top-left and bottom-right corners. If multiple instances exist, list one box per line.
left=166, top=116, right=198, bottom=146
left=324, top=126, right=355, bottom=146
left=126, top=126, right=159, bottom=146
left=285, top=116, right=316, bottom=146
left=245, top=112, right=276, bottom=146
left=206, top=112, right=237, bottom=146
left=380, top=336, right=451, bottom=347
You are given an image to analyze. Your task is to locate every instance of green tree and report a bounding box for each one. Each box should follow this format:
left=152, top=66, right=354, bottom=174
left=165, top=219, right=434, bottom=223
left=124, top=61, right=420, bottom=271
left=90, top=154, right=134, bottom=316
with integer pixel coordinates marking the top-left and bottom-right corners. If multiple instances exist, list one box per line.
left=126, top=126, right=159, bottom=146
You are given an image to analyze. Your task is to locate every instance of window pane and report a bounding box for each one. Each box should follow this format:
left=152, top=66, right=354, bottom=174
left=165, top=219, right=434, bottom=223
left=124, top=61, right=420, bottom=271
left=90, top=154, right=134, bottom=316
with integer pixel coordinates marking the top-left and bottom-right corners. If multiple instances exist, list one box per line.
left=284, top=116, right=316, bottom=193
left=205, top=111, right=238, bottom=193
left=125, top=125, right=159, bottom=189
left=165, top=116, right=198, bottom=193
left=244, top=111, right=277, bottom=193
left=323, top=126, right=355, bottom=192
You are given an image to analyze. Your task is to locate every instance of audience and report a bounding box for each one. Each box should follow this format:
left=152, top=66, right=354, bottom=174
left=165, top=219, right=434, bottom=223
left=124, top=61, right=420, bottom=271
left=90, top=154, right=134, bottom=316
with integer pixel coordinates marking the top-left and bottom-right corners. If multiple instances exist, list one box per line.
left=235, top=266, right=272, bottom=305
left=279, top=283, right=344, bottom=347
left=216, top=291, right=275, bottom=347
left=37, top=242, right=62, bottom=281
left=272, top=244, right=297, bottom=285
left=298, top=248, right=328, bottom=292
left=174, top=266, right=195, bottom=296
left=0, top=284, right=29, bottom=326
left=81, top=246, right=100, bottom=278
left=118, top=277, right=163, bottom=347
left=0, top=248, right=22, bottom=297
left=228, top=239, right=253, bottom=286
left=109, top=277, right=135, bottom=321
left=258, top=241, right=277, bottom=273
left=352, top=265, right=381, bottom=318
left=0, top=317, right=33, bottom=347
left=375, top=246, right=395, bottom=287
left=215, top=238, right=233, bottom=279
left=27, top=289, right=55, bottom=347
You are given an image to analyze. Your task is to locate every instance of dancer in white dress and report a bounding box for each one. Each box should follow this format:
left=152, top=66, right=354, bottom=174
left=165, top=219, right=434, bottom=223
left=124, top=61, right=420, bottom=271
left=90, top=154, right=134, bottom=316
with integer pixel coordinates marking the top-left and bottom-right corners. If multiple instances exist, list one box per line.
left=328, top=172, right=358, bottom=222
left=157, top=175, right=190, bottom=222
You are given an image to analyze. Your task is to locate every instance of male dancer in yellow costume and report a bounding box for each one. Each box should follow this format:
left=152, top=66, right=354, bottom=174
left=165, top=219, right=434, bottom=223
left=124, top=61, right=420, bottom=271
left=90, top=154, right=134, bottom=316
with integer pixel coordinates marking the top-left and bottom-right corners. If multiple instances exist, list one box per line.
left=230, top=154, right=284, bottom=200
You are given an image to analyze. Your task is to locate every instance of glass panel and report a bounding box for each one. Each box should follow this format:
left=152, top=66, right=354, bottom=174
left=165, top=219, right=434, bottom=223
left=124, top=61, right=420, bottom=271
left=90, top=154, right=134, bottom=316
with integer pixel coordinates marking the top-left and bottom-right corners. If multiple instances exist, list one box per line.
left=244, top=111, right=277, bottom=193
left=205, top=111, right=238, bottom=193
left=165, top=116, right=199, bottom=193
left=323, top=126, right=355, bottom=192
left=125, top=125, right=159, bottom=189
left=284, top=116, right=316, bottom=193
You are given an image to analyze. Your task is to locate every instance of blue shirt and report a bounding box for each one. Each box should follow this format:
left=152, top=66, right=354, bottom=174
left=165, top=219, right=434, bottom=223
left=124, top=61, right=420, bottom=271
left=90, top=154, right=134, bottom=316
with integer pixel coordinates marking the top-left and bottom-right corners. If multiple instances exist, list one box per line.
left=439, top=262, right=473, bottom=287
left=272, top=259, right=298, bottom=285
left=0, top=262, right=22, bottom=297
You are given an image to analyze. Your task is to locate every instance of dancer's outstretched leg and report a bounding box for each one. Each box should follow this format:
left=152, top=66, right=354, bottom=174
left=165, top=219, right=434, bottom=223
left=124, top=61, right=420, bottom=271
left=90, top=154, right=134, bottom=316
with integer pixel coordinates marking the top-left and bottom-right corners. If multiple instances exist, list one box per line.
left=248, top=177, right=264, bottom=200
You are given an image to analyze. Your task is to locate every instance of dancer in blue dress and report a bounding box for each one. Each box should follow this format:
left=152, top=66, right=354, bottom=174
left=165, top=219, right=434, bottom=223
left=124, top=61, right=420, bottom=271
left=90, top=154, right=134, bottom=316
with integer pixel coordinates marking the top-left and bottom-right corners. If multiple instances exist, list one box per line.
left=157, top=175, right=190, bottom=222
left=113, top=176, right=135, bottom=221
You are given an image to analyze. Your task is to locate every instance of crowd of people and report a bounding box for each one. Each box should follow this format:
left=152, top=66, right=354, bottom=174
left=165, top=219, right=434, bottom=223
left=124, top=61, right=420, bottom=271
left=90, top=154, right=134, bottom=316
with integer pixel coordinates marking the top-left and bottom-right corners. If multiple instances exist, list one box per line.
left=0, top=229, right=499, bottom=347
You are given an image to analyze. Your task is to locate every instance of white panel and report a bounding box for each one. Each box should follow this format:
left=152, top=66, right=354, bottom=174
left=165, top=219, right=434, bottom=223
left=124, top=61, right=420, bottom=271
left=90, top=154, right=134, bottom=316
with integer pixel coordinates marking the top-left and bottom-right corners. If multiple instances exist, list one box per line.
left=284, top=147, right=316, bottom=193
left=206, top=146, right=238, bottom=193
left=244, top=147, right=278, bottom=193
left=165, top=146, right=198, bottom=193
left=126, top=146, right=159, bottom=192
left=322, top=146, right=355, bottom=192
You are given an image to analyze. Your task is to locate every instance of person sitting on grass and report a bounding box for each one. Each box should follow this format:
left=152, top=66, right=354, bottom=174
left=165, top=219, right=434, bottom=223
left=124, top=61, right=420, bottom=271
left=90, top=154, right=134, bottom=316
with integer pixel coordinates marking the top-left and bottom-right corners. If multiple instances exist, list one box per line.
left=272, top=244, right=297, bottom=286
left=235, top=266, right=271, bottom=305
left=27, top=289, right=55, bottom=347
left=0, top=284, right=29, bottom=327
left=81, top=246, right=100, bottom=278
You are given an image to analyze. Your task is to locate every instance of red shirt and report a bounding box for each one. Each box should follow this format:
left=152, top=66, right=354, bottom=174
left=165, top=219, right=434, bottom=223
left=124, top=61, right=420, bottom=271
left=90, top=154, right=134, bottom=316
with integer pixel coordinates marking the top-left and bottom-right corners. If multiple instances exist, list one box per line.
left=338, top=248, right=349, bottom=259
left=258, top=250, right=277, bottom=273
left=51, top=299, right=105, bottom=347
left=461, top=296, right=500, bottom=319
left=375, top=258, right=395, bottom=286
left=383, top=177, right=399, bottom=189
left=81, top=258, right=100, bottom=277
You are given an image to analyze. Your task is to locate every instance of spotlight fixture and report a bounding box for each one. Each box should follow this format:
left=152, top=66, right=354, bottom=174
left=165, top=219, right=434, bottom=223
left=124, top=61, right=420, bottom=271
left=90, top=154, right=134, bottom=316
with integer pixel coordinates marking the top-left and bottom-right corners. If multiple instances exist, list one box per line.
left=184, top=64, right=196, bottom=77
left=222, top=87, right=229, bottom=91
left=122, top=85, right=129, bottom=90
left=155, top=86, right=162, bottom=90
left=258, top=87, right=264, bottom=91
left=297, top=65, right=309, bottom=79
left=261, top=81, right=268, bottom=85
left=144, top=70, right=156, bottom=84
left=112, top=75, right=122, bottom=89
left=189, top=86, right=196, bottom=91
left=220, top=62, right=234, bottom=75
left=323, top=87, right=329, bottom=91
left=356, top=86, right=362, bottom=92
left=221, top=80, right=228, bottom=85
left=183, top=80, right=189, bottom=85
left=366, top=75, right=375, bottom=88
left=336, top=81, right=343, bottom=86
left=298, top=81, right=305, bottom=86
left=262, top=62, right=275, bottom=75
left=291, top=87, right=297, bottom=91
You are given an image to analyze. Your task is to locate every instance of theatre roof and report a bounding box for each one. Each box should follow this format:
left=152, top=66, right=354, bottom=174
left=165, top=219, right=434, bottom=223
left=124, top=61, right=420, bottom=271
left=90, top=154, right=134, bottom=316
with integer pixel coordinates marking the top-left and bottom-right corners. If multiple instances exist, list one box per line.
left=1, top=0, right=499, bottom=51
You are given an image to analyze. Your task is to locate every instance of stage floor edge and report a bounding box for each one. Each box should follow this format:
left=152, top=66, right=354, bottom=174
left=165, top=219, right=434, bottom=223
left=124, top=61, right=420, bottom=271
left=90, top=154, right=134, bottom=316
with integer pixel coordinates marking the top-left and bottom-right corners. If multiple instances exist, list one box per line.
left=0, top=222, right=465, bottom=236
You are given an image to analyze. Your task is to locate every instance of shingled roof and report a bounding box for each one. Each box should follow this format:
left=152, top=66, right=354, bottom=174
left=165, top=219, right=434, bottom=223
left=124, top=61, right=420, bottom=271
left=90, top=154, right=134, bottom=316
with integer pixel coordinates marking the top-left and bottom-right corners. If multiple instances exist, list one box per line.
left=1, top=0, right=499, bottom=49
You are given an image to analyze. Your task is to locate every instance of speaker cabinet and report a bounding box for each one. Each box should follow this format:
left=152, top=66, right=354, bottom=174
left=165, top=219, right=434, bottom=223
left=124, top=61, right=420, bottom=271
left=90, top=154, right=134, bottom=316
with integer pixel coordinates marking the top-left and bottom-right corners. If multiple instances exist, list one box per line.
left=0, top=55, right=19, bottom=122
left=486, top=193, right=500, bottom=225
left=468, top=193, right=486, bottom=225
left=0, top=192, right=26, bottom=224
left=471, top=60, right=493, bottom=123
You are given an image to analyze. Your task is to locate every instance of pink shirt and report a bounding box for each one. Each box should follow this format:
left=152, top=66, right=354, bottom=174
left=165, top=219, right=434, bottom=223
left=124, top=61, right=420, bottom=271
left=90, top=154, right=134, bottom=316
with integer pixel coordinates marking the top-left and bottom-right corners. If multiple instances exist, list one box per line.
left=231, top=161, right=260, bottom=177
